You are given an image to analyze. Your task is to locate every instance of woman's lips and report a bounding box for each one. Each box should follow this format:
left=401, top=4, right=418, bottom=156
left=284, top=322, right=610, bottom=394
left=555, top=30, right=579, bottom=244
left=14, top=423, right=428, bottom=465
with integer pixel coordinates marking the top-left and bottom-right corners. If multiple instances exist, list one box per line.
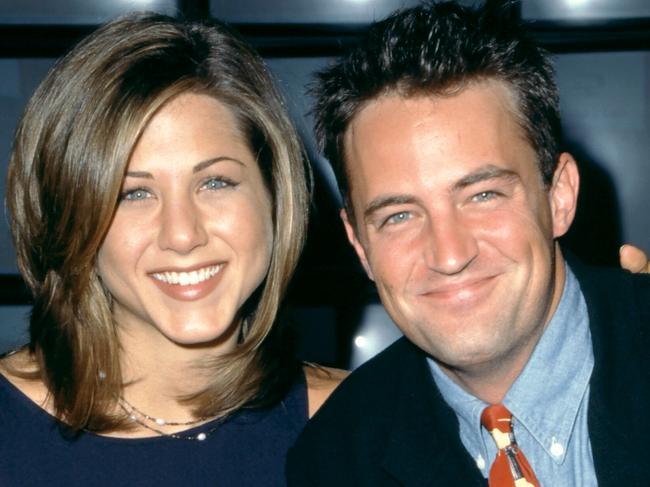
left=149, top=264, right=225, bottom=301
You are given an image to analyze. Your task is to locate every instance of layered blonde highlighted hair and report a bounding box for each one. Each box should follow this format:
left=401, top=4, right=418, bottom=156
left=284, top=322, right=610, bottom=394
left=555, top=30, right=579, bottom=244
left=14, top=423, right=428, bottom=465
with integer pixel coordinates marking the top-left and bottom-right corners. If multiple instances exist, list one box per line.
left=6, top=13, right=309, bottom=431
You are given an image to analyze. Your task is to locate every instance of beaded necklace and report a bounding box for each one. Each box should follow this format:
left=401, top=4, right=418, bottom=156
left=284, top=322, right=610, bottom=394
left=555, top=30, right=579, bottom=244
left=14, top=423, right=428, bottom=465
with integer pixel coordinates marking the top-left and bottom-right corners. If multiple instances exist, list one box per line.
left=118, top=397, right=222, bottom=441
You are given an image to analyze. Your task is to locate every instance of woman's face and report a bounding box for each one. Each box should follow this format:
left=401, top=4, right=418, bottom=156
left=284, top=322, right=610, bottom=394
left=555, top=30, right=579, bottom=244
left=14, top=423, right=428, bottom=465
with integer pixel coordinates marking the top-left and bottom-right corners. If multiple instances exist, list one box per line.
left=97, top=93, right=273, bottom=351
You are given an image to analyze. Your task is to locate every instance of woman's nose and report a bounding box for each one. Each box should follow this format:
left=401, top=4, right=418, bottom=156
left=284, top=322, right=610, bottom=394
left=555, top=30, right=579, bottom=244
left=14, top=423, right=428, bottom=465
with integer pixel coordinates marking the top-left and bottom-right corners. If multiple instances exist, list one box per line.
left=157, top=199, right=208, bottom=254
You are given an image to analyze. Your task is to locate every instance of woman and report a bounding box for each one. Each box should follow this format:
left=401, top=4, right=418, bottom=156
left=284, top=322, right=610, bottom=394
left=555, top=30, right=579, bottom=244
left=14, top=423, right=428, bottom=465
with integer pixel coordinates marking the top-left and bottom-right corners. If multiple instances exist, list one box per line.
left=0, top=13, right=343, bottom=485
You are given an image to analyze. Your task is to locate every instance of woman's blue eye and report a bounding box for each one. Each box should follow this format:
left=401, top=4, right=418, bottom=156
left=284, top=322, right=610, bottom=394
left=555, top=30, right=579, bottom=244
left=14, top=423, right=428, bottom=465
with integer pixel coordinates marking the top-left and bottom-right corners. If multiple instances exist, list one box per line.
left=385, top=211, right=412, bottom=225
left=121, top=188, right=151, bottom=201
left=203, top=178, right=231, bottom=190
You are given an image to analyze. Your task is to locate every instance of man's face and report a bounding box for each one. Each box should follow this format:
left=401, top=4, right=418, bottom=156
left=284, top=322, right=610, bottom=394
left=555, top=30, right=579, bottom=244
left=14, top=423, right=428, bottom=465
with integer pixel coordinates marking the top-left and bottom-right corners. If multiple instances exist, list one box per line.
left=342, top=81, right=578, bottom=376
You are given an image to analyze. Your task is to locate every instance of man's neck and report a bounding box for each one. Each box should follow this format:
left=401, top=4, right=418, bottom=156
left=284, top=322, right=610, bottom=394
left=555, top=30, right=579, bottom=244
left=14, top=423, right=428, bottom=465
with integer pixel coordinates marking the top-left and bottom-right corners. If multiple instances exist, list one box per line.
left=439, top=339, right=543, bottom=404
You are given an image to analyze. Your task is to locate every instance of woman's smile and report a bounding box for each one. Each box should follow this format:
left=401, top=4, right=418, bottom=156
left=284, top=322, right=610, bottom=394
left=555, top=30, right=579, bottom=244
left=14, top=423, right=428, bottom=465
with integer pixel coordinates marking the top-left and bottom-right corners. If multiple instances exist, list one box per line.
left=150, top=263, right=226, bottom=301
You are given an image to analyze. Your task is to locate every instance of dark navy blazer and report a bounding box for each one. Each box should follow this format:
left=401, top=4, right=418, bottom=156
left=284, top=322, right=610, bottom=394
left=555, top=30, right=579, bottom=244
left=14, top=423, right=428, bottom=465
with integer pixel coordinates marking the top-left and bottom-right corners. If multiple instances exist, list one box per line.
left=287, top=261, right=650, bottom=486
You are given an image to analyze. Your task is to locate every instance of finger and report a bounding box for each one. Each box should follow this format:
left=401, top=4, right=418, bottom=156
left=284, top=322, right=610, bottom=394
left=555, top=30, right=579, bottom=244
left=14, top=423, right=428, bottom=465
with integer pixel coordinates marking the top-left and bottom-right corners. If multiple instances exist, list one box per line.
left=619, top=244, right=650, bottom=274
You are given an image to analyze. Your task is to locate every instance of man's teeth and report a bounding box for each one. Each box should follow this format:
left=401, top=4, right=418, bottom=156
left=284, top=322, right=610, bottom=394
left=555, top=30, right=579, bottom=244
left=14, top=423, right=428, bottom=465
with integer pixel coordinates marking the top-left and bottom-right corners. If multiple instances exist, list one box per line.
left=152, top=265, right=221, bottom=286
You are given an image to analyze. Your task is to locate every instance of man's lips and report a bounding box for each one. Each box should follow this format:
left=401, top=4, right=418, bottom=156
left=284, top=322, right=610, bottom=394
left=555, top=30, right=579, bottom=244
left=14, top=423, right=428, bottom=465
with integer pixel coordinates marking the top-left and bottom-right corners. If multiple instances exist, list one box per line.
left=419, top=275, right=497, bottom=301
left=148, top=263, right=225, bottom=301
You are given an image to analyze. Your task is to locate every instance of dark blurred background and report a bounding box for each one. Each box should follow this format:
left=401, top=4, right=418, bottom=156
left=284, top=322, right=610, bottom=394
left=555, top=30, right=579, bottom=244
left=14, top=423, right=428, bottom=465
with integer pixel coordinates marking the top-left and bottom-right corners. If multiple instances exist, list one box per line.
left=1, top=0, right=649, bottom=367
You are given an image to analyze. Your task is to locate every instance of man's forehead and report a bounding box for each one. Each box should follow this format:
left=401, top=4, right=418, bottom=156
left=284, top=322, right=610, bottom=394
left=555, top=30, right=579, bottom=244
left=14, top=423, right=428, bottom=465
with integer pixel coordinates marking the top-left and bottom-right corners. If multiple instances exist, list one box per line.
left=347, top=86, right=517, bottom=151
left=341, top=82, right=541, bottom=212
left=350, top=79, right=518, bottom=122
left=343, top=82, right=531, bottom=167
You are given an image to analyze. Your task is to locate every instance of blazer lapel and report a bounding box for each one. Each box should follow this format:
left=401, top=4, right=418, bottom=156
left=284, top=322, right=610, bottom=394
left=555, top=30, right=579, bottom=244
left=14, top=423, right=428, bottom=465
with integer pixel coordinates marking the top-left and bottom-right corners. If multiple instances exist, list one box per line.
left=380, top=341, right=485, bottom=486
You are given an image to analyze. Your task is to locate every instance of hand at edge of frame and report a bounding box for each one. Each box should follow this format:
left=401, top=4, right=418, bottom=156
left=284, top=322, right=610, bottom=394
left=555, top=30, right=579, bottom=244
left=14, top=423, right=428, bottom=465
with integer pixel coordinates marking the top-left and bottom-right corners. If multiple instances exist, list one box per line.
left=620, top=244, right=650, bottom=274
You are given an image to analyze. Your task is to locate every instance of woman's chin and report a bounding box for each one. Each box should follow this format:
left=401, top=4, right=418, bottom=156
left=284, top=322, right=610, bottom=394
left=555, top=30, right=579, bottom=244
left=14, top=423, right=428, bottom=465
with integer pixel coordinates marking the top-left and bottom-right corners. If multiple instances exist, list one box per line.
left=157, top=317, right=241, bottom=351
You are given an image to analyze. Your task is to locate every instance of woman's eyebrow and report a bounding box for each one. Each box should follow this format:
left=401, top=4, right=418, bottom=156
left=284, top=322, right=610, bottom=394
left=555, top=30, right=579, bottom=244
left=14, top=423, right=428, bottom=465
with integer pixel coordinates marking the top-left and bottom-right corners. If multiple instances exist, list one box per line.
left=124, top=156, right=246, bottom=179
left=125, top=170, right=153, bottom=179
left=193, top=156, right=245, bottom=173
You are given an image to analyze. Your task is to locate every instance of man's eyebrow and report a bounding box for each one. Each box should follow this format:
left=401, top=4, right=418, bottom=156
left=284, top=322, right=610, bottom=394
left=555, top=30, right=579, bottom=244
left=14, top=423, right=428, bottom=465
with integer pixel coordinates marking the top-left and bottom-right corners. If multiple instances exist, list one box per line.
left=125, top=156, right=245, bottom=179
left=452, top=165, right=519, bottom=191
left=363, top=195, right=418, bottom=222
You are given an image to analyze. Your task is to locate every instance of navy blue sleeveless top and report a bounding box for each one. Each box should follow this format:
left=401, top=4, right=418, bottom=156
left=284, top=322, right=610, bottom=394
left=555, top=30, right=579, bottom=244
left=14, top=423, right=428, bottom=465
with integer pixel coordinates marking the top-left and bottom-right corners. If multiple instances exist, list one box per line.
left=0, top=373, right=308, bottom=486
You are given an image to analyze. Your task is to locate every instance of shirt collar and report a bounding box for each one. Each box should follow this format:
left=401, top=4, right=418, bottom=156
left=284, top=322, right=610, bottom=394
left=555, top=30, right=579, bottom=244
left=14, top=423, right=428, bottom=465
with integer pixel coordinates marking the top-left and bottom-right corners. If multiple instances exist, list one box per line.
left=428, top=262, right=594, bottom=465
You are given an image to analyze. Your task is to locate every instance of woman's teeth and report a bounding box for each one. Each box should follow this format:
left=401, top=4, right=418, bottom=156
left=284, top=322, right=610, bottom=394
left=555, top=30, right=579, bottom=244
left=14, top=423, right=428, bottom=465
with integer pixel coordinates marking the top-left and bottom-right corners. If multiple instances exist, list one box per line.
left=152, top=265, right=222, bottom=286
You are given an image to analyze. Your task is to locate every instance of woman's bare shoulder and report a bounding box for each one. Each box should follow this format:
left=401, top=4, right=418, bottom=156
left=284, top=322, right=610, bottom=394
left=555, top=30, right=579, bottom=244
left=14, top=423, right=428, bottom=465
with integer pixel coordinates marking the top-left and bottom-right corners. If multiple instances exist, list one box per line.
left=303, top=363, right=349, bottom=418
left=0, top=348, right=50, bottom=408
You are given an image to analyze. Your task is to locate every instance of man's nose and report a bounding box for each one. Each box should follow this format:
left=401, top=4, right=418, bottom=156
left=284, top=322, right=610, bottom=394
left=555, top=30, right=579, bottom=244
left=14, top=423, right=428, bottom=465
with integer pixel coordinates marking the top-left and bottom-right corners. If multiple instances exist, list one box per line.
left=157, top=199, right=208, bottom=254
left=424, top=211, right=478, bottom=275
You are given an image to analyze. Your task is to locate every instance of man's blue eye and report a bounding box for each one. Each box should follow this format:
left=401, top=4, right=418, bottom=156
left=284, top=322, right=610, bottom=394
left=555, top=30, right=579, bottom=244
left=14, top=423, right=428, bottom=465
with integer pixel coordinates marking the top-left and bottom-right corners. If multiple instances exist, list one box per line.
left=385, top=211, right=412, bottom=225
left=473, top=191, right=498, bottom=202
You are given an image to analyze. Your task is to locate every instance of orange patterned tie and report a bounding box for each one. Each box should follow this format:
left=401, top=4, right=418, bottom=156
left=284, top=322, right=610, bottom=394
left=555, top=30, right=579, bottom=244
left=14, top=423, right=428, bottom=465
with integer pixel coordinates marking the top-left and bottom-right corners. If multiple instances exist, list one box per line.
left=480, top=404, right=540, bottom=487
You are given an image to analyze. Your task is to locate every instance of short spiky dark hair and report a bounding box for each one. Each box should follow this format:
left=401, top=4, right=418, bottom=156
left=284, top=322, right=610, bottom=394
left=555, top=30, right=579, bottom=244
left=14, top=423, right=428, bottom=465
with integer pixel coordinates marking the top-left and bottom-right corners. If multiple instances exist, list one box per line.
left=313, top=1, right=561, bottom=210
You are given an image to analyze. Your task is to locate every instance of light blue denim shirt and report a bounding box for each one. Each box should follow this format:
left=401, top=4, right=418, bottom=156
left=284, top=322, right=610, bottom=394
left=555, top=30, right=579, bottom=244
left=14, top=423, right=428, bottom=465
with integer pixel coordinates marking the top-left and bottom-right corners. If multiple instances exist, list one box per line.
left=428, top=263, right=597, bottom=486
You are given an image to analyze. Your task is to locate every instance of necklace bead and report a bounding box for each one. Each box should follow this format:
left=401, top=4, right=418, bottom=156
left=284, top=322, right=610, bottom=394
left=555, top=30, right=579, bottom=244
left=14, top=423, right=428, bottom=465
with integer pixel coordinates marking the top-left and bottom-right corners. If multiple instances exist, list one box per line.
left=118, top=397, right=221, bottom=442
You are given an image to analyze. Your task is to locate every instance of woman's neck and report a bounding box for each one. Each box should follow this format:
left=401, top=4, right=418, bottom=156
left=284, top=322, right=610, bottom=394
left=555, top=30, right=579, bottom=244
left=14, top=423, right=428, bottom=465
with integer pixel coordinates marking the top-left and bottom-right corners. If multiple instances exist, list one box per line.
left=115, top=320, right=239, bottom=422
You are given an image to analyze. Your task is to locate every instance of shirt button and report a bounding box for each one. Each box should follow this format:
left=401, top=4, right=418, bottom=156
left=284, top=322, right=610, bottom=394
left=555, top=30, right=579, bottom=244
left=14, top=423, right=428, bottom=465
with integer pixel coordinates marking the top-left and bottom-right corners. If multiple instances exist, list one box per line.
left=476, top=454, right=486, bottom=470
left=550, top=441, right=565, bottom=458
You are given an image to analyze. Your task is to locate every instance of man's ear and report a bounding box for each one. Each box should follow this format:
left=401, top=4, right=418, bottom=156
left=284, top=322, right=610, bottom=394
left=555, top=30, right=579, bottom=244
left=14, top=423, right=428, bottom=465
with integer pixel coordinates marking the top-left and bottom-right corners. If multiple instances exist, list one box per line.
left=549, top=152, right=580, bottom=238
left=340, top=208, right=375, bottom=281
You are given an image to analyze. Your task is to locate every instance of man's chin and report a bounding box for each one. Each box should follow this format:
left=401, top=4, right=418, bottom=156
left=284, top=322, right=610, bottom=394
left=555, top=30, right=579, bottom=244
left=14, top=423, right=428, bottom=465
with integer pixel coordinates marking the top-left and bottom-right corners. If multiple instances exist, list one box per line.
left=417, top=327, right=509, bottom=370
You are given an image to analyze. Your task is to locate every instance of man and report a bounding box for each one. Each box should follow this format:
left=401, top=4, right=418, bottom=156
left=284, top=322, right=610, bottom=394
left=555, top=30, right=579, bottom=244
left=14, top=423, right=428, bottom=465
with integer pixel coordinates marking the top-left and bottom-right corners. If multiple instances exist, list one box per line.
left=287, top=2, right=650, bottom=486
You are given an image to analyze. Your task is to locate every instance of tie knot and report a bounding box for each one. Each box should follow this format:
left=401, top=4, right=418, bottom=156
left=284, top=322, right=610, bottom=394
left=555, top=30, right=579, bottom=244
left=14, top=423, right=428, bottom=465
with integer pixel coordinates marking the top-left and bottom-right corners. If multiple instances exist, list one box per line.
left=480, top=404, right=540, bottom=487
left=481, top=404, right=513, bottom=434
